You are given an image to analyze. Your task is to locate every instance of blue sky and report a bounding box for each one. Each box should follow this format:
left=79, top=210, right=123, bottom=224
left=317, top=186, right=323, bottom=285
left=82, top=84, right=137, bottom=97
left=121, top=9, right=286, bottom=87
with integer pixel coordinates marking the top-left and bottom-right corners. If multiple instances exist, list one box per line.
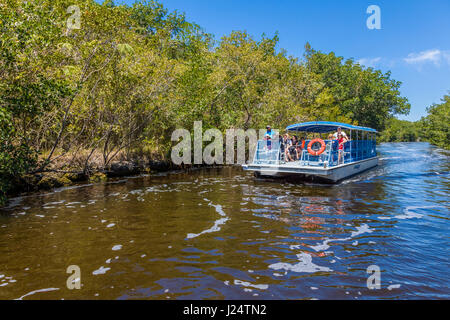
left=124, top=0, right=450, bottom=121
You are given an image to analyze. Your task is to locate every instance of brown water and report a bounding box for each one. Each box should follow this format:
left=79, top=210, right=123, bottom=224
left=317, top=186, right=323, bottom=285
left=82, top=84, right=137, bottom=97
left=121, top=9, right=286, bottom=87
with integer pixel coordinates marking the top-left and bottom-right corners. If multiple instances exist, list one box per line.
left=0, top=142, right=449, bottom=300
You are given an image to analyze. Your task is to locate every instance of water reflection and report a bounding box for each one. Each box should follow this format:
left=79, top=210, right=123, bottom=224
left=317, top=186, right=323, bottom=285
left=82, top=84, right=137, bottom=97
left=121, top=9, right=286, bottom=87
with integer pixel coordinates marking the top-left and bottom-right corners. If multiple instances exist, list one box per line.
left=0, top=143, right=449, bottom=299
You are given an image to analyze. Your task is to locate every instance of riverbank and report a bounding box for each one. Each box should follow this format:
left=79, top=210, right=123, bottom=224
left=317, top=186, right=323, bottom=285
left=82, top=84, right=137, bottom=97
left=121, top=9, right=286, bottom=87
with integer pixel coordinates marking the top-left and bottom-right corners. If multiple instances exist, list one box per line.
left=2, top=158, right=194, bottom=207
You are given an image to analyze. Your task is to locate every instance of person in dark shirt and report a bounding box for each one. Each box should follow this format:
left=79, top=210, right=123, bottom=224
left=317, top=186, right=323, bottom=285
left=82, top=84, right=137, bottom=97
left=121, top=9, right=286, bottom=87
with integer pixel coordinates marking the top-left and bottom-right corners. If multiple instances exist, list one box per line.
left=287, top=135, right=299, bottom=162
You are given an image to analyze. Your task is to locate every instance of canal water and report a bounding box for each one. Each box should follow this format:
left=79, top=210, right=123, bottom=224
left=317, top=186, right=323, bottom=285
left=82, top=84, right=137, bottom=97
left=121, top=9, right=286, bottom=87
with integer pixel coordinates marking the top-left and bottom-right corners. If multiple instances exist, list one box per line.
left=0, top=142, right=448, bottom=300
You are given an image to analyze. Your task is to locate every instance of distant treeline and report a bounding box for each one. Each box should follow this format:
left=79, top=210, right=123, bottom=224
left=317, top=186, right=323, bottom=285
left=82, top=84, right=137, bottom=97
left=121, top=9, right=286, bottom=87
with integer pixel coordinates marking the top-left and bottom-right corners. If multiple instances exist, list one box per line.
left=0, top=0, right=413, bottom=204
left=380, top=93, right=449, bottom=150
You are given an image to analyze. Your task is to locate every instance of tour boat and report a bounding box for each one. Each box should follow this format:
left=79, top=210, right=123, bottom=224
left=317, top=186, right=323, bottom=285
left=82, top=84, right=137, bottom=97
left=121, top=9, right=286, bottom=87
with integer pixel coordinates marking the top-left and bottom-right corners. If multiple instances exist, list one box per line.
left=242, top=121, right=379, bottom=182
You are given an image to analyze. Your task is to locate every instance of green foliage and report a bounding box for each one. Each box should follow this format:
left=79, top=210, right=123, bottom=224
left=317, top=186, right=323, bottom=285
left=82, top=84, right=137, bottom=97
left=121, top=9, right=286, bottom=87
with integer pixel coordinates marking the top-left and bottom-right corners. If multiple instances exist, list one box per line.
left=419, top=93, right=450, bottom=150
left=0, top=106, right=37, bottom=204
left=379, top=118, right=419, bottom=143
left=0, top=0, right=413, bottom=204
left=304, top=46, right=411, bottom=131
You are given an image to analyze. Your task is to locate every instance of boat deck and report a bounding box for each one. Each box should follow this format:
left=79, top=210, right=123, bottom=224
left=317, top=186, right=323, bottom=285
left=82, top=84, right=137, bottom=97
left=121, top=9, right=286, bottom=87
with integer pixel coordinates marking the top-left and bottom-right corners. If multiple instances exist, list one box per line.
left=243, top=157, right=379, bottom=182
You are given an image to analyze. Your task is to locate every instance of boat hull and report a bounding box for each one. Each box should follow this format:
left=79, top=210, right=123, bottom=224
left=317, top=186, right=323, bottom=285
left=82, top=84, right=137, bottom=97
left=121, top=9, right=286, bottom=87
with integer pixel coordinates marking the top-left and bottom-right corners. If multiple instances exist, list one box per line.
left=243, top=157, right=379, bottom=183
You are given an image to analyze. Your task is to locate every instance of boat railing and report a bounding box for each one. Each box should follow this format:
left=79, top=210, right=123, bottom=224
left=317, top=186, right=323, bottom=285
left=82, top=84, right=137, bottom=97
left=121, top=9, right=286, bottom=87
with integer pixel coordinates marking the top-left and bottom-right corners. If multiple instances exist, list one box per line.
left=253, top=140, right=282, bottom=165
left=252, top=138, right=377, bottom=167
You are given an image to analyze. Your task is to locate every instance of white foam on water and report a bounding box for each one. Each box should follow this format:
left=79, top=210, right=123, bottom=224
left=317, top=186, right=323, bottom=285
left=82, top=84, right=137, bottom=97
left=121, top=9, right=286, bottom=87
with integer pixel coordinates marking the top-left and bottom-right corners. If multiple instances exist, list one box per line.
left=15, top=288, right=59, bottom=300
left=379, top=205, right=443, bottom=220
left=395, top=206, right=427, bottom=220
left=387, top=284, right=401, bottom=290
left=106, top=223, right=115, bottom=228
left=186, top=199, right=229, bottom=239
left=234, top=280, right=268, bottom=290
left=92, top=266, right=111, bottom=275
left=186, top=217, right=229, bottom=239
left=311, top=239, right=333, bottom=252
left=112, top=245, right=122, bottom=251
left=44, top=201, right=65, bottom=206
left=309, top=223, right=374, bottom=253
left=350, top=224, right=373, bottom=237
left=269, top=253, right=332, bottom=273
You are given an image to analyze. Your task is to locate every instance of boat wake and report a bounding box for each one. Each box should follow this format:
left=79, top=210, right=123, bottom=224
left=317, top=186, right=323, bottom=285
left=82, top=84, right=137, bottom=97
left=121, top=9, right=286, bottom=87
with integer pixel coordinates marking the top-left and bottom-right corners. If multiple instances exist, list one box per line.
left=186, top=199, right=229, bottom=240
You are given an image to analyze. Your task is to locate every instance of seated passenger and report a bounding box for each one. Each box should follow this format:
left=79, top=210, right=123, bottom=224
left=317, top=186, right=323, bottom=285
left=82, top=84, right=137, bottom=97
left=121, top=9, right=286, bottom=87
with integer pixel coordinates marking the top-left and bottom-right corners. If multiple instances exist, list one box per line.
left=282, top=134, right=292, bottom=161
left=287, top=136, right=299, bottom=162
left=280, top=134, right=290, bottom=160
left=297, top=137, right=306, bottom=159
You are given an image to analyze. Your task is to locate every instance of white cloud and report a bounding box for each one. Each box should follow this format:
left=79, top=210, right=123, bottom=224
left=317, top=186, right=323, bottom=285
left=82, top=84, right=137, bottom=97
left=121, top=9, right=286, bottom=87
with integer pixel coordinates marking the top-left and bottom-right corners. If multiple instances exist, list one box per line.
left=356, top=57, right=381, bottom=68
left=404, top=49, right=442, bottom=65
left=443, top=52, right=450, bottom=64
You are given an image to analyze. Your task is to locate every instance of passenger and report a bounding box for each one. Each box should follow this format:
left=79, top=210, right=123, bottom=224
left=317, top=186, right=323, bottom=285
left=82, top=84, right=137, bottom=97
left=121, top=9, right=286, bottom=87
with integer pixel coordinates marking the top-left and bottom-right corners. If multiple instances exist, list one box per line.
left=287, top=136, right=299, bottom=162
left=279, top=135, right=285, bottom=152
left=280, top=133, right=290, bottom=159
left=283, top=134, right=293, bottom=161
left=337, top=133, right=348, bottom=164
left=297, top=136, right=306, bottom=160
left=333, top=127, right=348, bottom=140
left=264, top=125, right=273, bottom=150
left=328, top=134, right=334, bottom=141
left=292, top=135, right=298, bottom=146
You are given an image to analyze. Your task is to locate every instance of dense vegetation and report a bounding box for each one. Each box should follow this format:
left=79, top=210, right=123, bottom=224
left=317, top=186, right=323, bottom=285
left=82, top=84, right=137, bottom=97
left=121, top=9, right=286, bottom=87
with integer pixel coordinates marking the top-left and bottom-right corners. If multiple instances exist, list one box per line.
left=379, top=93, right=449, bottom=150
left=379, top=118, right=420, bottom=143
left=0, top=0, right=415, bottom=204
left=419, top=93, right=450, bottom=150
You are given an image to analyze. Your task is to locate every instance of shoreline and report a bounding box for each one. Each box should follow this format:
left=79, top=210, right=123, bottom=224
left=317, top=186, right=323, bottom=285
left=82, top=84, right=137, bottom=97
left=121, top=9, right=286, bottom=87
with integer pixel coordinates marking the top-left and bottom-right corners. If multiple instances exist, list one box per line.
left=2, top=160, right=222, bottom=209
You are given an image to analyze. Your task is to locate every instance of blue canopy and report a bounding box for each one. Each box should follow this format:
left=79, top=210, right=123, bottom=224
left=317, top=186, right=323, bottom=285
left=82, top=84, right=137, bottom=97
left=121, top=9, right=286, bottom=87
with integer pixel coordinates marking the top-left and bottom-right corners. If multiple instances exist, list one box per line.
left=286, top=121, right=377, bottom=133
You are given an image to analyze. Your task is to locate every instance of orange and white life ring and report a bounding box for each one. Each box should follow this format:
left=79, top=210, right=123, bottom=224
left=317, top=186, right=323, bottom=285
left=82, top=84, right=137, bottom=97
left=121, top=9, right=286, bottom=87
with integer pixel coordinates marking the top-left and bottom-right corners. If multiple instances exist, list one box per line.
left=307, top=138, right=326, bottom=156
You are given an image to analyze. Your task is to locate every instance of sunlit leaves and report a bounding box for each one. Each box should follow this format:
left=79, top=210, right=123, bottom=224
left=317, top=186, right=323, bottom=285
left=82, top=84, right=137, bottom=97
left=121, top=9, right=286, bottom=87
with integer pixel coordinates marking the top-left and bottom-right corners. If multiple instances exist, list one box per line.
left=419, top=94, right=450, bottom=150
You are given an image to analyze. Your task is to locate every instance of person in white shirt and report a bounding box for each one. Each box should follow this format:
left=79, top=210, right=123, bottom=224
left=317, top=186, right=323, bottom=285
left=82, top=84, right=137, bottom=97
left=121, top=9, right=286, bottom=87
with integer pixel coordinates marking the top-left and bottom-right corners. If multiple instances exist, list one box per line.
left=332, top=127, right=348, bottom=140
